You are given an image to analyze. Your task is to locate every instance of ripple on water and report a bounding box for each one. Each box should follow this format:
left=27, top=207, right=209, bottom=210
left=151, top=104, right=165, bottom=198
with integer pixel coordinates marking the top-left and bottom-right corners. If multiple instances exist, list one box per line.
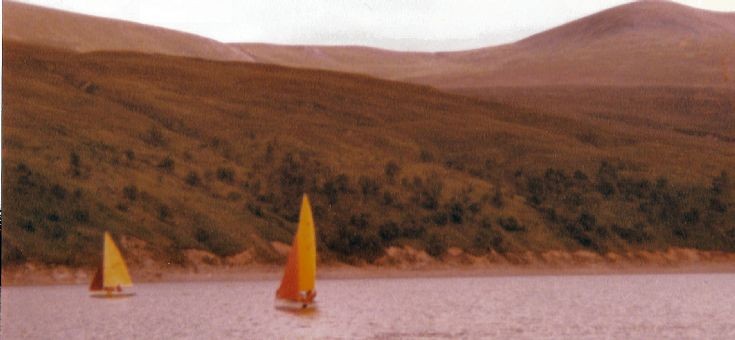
left=2, top=274, right=735, bottom=339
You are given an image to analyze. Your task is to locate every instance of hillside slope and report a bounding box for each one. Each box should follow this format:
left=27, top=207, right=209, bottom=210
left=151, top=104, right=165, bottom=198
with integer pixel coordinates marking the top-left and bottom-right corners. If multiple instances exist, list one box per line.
left=417, top=1, right=735, bottom=88
left=2, top=0, right=254, bottom=62
left=7, top=1, right=733, bottom=88
left=3, top=42, right=734, bottom=268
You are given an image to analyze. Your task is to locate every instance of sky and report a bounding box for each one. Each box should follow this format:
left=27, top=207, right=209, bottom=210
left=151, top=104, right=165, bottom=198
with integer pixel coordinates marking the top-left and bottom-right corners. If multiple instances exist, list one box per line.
left=10, top=0, right=735, bottom=51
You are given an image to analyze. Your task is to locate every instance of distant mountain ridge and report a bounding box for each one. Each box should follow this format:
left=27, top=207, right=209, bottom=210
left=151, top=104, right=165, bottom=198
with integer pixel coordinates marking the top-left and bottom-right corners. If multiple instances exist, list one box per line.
left=2, top=0, right=255, bottom=62
left=517, top=0, right=735, bottom=48
left=416, top=0, right=735, bottom=88
left=5, top=0, right=734, bottom=87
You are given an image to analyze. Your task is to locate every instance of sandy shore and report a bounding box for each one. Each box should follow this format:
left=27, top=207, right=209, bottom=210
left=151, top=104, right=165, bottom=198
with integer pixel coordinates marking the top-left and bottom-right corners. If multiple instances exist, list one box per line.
left=3, top=247, right=735, bottom=286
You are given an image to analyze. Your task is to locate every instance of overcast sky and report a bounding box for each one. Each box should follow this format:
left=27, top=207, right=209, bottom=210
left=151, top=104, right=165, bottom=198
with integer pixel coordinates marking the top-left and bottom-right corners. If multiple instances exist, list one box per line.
left=12, top=0, right=735, bottom=51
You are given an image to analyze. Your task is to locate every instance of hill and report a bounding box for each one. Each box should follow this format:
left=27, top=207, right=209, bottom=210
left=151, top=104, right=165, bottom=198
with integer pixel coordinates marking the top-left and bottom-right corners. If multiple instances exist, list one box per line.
left=231, top=43, right=445, bottom=81
left=416, top=1, right=735, bottom=88
left=7, top=1, right=733, bottom=88
left=3, top=42, right=734, bottom=268
left=233, top=2, right=735, bottom=88
left=2, top=0, right=254, bottom=62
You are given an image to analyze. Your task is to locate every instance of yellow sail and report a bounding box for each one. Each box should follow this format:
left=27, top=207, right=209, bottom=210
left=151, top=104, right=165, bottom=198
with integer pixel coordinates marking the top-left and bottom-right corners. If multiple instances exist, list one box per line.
left=296, top=194, right=316, bottom=292
left=102, top=232, right=133, bottom=288
left=276, top=194, right=317, bottom=303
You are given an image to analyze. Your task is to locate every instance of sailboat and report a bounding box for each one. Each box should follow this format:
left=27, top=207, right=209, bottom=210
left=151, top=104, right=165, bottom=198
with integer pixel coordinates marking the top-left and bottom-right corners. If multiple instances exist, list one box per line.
left=89, top=231, right=134, bottom=297
left=276, top=194, right=317, bottom=309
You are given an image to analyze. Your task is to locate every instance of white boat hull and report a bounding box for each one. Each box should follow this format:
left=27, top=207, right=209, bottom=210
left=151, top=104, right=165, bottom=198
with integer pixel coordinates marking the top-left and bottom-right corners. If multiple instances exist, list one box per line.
left=274, top=298, right=317, bottom=311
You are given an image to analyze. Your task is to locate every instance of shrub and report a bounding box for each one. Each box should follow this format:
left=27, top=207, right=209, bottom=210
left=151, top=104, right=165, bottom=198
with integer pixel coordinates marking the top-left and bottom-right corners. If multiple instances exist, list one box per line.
left=123, top=185, right=138, bottom=201
left=491, top=187, right=504, bottom=208
left=227, top=191, right=242, bottom=201
left=194, top=226, right=242, bottom=257
left=322, top=174, right=351, bottom=205
left=565, top=223, right=594, bottom=248
left=70, top=151, right=81, bottom=176
left=247, top=203, right=264, bottom=217
left=709, top=198, right=727, bottom=213
left=682, top=208, right=700, bottom=224
left=44, top=224, right=67, bottom=240
left=415, top=174, right=443, bottom=210
left=47, top=213, right=60, bottom=222
left=498, top=216, right=526, bottom=232
left=216, top=167, right=235, bottom=183
left=432, top=211, right=448, bottom=226
left=2, top=241, right=26, bottom=263
left=22, top=220, right=35, bottom=233
left=711, top=171, right=729, bottom=194
left=419, top=149, right=434, bottom=162
left=277, top=153, right=310, bottom=215
left=400, top=220, right=425, bottom=238
left=473, top=229, right=503, bottom=252
left=672, top=226, right=688, bottom=239
left=479, top=217, right=492, bottom=229
left=158, top=204, right=171, bottom=220
left=448, top=201, right=464, bottom=224
left=349, top=213, right=370, bottom=229
left=526, top=177, right=544, bottom=205
left=158, top=156, right=175, bottom=172
left=378, top=222, right=400, bottom=242
left=51, top=184, right=67, bottom=200
left=573, top=170, right=588, bottom=181
left=358, top=176, right=380, bottom=197
left=597, top=180, right=615, bottom=198
left=425, top=232, right=447, bottom=257
left=382, top=191, right=396, bottom=206
left=125, top=149, right=135, bottom=161
left=325, top=225, right=383, bottom=262
left=384, top=161, right=400, bottom=183
left=142, top=126, right=167, bottom=147
left=578, top=212, right=596, bottom=231
left=16, top=162, right=31, bottom=174
left=185, top=171, right=201, bottom=186
left=73, top=209, right=89, bottom=223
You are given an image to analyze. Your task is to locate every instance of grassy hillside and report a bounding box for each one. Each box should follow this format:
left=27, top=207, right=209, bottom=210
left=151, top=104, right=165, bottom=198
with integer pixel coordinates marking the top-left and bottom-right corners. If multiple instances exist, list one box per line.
left=3, top=42, right=734, bottom=267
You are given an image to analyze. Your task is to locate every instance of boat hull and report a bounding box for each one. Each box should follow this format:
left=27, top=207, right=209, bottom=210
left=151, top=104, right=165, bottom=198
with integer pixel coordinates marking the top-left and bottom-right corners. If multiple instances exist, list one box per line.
left=89, top=292, right=136, bottom=299
left=274, top=298, right=317, bottom=311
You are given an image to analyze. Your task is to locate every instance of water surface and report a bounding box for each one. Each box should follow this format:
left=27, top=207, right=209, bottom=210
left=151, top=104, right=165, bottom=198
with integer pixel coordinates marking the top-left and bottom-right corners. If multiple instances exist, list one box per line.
left=2, top=273, right=734, bottom=339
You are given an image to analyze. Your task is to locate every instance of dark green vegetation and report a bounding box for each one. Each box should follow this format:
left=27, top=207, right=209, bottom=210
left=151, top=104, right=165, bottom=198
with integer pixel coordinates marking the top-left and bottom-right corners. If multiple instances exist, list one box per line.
left=3, top=42, right=734, bottom=267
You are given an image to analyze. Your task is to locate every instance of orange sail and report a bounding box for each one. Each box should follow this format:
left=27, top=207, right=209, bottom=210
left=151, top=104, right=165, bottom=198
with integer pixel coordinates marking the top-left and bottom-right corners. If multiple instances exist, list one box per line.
left=89, top=265, right=103, bottom=291
left=276, top=195, right=317, bottom=303
left=90, top=231, right=133, bottom=292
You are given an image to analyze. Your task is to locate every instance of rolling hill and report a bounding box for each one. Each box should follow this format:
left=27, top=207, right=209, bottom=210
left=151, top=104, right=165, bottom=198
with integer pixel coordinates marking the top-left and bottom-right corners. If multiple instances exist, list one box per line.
left=3, top=42, right=734, bottom=268
left=7, top=1, right=733, bottom=88
left=415, top=0, right=735, bottom=88
left=232, top=1, right=735, bottom=88
left=2, top=0, right=255, bottom=62
left=3, top=1, right=735, bottom=269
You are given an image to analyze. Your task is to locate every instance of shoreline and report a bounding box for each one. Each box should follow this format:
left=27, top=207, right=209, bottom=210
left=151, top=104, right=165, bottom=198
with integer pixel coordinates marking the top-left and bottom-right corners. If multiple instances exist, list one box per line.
left=4, top=264, right=735, bottom=287
left=4, top=252, right=735, bottom=286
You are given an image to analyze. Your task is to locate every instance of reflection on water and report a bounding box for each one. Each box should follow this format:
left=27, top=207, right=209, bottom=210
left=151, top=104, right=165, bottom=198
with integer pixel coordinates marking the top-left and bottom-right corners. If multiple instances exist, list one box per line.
left=2, top=273, right=734, bottom=339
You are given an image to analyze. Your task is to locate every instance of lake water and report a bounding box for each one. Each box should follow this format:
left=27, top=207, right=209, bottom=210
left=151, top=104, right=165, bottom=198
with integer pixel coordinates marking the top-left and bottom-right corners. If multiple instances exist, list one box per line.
left=2, top=273, right=734, bottom=339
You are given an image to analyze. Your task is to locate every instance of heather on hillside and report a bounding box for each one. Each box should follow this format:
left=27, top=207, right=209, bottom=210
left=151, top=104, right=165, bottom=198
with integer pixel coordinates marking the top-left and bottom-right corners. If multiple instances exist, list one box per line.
left=3, top=43, right=734, bottom=267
